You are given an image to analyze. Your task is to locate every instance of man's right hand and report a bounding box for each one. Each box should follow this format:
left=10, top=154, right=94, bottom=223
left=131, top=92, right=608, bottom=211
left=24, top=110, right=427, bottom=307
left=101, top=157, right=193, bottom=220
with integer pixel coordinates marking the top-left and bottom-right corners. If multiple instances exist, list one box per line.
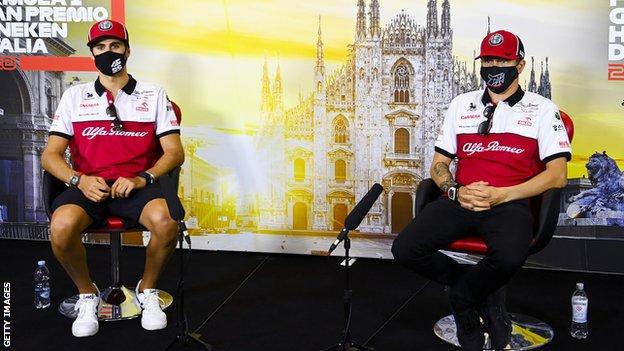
left=77, top=175, right=111, bottom=202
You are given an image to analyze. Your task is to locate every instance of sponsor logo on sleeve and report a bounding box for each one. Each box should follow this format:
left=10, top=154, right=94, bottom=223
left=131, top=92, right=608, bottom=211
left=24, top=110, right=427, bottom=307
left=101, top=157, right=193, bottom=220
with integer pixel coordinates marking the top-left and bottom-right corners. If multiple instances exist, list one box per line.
left=559, top=140, right=570, bottom=148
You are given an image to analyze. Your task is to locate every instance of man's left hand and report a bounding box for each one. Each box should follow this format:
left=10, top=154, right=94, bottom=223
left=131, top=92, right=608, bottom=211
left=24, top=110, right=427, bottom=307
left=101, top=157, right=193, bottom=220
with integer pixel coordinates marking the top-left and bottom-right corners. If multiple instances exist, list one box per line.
left=110, top=176, right=147, bottom=198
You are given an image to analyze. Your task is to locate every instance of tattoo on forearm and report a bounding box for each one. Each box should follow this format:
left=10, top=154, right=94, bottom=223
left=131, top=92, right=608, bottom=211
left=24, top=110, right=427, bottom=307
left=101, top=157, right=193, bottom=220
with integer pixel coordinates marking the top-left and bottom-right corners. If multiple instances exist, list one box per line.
left=433, top=162, right=455, bottom=193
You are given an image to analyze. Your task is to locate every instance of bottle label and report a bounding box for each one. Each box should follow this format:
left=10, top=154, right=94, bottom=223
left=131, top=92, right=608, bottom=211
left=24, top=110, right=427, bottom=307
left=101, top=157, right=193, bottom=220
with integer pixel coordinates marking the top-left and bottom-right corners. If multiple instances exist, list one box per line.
left=572, top=296, right=588, bottom=323
left=39, top=290, right=50, bottom=299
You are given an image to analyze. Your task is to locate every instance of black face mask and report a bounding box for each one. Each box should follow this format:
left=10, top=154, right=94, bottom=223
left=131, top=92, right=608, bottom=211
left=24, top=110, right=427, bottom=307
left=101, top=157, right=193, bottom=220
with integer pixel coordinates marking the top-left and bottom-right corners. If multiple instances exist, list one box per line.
left=480, top=65, right=519, bottom=94
left=94, top=50, right=127, bottom=76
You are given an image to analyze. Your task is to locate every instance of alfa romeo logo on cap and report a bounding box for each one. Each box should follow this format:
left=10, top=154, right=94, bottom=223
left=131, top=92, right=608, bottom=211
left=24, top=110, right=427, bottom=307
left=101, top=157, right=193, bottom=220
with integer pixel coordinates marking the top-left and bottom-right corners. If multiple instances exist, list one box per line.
left=489, top=33, right=503, bottom=46
left=98, top=20, right=113, bottom=31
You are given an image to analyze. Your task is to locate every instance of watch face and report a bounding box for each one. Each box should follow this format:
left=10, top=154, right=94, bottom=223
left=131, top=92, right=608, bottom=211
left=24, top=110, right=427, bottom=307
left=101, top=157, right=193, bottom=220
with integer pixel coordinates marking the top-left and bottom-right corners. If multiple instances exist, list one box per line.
left=70, top=175, right=79, bottom=186
left=448, top=187, right=457, bottom=201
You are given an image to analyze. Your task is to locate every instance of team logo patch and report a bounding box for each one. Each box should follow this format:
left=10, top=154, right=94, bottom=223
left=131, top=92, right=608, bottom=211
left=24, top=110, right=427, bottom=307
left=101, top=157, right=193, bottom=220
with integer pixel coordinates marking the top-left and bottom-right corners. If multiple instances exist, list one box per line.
left=98, top=20, right=113, bottom=31
left=489, top=33, right=504, bottom=46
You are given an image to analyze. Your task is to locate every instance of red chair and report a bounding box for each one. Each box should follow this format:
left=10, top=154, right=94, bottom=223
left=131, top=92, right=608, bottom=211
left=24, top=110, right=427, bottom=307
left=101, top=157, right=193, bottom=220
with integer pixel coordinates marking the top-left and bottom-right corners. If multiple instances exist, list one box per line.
left=42, top=100, right=183, bottom=321
left=415, top=111, right=574, bottom=350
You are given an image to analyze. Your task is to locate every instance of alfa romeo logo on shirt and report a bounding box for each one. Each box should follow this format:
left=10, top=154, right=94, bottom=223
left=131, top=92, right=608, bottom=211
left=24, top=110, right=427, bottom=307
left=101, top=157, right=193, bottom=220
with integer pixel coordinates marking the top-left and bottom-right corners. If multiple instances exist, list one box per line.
left=489, top=33, right=503, bottom=46
left=98, top=20, right=113, bottom=31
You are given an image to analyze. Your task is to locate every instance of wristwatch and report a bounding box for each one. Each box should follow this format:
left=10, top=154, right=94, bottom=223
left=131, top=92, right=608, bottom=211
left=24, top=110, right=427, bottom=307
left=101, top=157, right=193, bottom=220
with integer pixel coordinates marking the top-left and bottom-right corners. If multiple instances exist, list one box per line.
left=69, top=172, right=81, bottom=187
left=447, top=183, right=462, bottom=202
left=138, top=171, right=156, bottom=185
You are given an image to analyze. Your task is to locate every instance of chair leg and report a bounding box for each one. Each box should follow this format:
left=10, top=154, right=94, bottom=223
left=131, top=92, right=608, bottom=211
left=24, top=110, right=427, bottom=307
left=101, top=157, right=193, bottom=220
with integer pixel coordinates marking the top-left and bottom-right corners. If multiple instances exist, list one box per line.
left=110, top=231, right=122, bottom=287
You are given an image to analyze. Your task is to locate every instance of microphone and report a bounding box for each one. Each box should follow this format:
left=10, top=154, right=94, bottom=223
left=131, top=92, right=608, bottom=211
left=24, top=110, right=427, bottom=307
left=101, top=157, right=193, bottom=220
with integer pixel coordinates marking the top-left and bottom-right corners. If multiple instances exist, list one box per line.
left=328, top=183, right=384, bottom=253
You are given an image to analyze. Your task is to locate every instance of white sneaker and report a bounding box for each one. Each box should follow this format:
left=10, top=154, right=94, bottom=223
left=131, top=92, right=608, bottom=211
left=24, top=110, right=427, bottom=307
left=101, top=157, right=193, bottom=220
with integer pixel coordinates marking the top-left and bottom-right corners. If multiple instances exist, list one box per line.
left=135, top=280, right=167, bottom=330
left=72, top=284, right=100, bottom=337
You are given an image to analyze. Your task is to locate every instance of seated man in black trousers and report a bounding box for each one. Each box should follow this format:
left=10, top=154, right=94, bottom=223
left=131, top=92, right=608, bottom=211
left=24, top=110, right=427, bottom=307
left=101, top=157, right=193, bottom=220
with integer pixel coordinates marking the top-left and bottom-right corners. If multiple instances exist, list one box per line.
left=391, top=30, right=571, bottom=350
left=41, top=20, right=184, bottom=337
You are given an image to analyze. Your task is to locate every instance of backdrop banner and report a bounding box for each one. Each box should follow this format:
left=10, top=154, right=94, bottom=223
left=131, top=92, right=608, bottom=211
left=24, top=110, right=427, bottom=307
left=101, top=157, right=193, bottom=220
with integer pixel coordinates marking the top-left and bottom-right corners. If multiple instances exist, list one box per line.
left=1, top=0, right=623, bottom=272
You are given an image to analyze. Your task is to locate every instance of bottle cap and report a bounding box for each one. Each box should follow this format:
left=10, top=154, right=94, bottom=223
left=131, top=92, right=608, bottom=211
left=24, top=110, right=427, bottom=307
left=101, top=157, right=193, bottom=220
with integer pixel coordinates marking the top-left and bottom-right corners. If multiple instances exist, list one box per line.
left=576, top=282, right=584, bottom=290
left=38, top=260, right=45, bottom=266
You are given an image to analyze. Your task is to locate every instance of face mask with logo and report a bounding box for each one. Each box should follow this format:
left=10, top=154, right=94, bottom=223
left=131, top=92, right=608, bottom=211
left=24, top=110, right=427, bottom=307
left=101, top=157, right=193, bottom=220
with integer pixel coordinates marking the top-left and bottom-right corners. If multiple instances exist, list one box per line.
left=480, top=65, right=519, bottom=94
left=94, top=50, right=127, bottom=76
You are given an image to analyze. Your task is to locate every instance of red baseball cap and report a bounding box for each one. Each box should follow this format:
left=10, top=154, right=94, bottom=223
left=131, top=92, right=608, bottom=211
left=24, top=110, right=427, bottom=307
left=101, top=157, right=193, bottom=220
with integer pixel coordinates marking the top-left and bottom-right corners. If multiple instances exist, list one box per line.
left=87, top=20, right=129, bottom=48
left=475, top=30, right=524, bottom=60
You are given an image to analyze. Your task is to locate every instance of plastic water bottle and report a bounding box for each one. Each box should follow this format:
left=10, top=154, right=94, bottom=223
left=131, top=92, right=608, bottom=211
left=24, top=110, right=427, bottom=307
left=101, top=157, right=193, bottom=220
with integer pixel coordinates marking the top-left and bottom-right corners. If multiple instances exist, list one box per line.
left=570, top=282, right=588, bottom=339
left=34, top=260, right=51, bottom=309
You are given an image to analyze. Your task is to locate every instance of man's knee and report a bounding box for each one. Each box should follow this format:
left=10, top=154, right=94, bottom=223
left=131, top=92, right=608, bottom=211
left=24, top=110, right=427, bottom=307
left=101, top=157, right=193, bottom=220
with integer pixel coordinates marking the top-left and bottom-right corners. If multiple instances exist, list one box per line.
left=488, top=251, right=527, bottom=276
left=148, top=214, right=178, bottom=246
left=50, top=217, right=83, bottom=251
left=391, top=232, right=428, bottom=264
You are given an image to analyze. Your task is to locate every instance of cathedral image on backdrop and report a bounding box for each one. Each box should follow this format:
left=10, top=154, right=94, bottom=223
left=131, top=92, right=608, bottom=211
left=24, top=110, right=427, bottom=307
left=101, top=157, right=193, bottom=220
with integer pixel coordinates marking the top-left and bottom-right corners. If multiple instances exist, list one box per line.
left=254, top=0, right=552, bottom=234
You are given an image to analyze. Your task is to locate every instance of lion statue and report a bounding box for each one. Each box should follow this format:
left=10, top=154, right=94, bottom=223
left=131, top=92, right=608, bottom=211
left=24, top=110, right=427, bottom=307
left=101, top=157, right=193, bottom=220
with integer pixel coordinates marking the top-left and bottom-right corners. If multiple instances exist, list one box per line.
left=567, top=152, right=624, bottom=222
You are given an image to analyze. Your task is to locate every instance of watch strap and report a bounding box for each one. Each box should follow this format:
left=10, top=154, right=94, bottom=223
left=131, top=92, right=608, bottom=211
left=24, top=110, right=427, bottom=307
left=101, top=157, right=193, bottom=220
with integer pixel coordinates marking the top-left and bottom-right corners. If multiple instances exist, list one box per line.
left=138, top=171, right=155, bottom=185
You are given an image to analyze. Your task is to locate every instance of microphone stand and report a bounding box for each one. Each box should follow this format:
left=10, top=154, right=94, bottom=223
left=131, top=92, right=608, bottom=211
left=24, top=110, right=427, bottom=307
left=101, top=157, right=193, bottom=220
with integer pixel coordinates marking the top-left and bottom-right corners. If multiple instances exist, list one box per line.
left=323, top=229, right=373, bottom=351
left=165, top=222, right=212, bottom=351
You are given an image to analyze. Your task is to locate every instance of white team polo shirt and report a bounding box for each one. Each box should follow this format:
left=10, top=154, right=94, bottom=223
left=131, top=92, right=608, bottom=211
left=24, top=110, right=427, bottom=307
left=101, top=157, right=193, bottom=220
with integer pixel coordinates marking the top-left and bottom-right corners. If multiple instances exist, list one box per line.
left=435, top=88, right=571, bottom=187
left=49, top=75, right=180, bottom=181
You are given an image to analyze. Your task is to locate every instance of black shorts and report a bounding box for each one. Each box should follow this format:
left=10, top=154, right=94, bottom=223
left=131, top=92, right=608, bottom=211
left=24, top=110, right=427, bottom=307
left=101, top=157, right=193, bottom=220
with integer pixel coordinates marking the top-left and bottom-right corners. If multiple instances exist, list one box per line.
left=51, top=182, right=165, bottom=229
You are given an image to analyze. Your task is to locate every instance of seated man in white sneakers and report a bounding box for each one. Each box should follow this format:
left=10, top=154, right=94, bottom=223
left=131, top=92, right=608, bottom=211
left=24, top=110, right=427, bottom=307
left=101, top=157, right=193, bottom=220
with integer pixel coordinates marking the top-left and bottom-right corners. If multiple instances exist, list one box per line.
left=41, top=20, right=184, bottom=337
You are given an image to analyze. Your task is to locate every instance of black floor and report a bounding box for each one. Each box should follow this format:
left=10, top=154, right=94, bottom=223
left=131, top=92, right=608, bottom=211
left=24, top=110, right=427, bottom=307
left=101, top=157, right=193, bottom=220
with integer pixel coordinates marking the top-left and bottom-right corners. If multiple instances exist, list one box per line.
left=1, top=239, right=622, bottom=351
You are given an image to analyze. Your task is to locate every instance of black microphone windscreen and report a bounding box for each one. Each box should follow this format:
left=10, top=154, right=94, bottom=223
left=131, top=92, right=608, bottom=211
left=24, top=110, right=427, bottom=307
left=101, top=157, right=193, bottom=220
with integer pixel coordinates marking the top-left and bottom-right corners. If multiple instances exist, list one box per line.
left=344, top=183, right=384, bottom=230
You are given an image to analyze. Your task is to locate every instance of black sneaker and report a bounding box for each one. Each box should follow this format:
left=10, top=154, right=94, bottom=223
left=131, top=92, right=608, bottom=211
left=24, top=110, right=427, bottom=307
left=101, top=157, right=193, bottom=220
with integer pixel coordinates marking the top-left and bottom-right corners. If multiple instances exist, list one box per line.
left=453, top=308, right=485, bottom=351
left=478, top=288, right=512, bottom=350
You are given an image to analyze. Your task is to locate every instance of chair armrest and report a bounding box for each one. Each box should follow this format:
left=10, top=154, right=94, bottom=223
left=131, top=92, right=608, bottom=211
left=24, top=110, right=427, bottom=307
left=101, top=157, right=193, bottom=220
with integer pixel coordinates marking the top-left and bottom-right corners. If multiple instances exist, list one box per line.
left=42, top=170, right=68, bottom=220
left=158, top=167, right=185, bottom=221
left=528, top=187, right=562, bottom=255
left=415, top=178, right=442, bottom=216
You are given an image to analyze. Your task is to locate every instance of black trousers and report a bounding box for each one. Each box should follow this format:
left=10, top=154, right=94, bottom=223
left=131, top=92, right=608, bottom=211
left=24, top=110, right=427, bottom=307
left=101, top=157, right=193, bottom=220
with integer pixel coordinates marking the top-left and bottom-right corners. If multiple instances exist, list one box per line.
left=391, top=197, right=533, bottom=312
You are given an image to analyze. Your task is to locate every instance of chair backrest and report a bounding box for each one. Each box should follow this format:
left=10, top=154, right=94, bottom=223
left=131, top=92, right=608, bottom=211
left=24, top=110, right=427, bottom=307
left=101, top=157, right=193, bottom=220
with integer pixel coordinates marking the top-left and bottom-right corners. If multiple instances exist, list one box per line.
left=157, top=99, right=185, bottom=221
left=43, top=171, right=68, bottom=220
left=527, top=110, right=574, bottom=253
left=559, top=110, right=574, bottom=142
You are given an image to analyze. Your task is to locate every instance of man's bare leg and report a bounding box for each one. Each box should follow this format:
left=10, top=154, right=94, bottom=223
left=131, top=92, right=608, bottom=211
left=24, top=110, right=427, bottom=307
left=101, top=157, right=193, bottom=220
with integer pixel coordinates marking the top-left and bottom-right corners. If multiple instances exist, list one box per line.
left=137, top=198, right=178, bottom=291
left=50, top=204, right=96, bottom=294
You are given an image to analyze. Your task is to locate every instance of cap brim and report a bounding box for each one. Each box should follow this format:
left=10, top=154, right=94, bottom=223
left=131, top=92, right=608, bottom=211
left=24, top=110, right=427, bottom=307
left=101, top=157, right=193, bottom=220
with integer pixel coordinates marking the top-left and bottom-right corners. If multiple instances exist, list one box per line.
left=87, top=36, right=128, bottom=48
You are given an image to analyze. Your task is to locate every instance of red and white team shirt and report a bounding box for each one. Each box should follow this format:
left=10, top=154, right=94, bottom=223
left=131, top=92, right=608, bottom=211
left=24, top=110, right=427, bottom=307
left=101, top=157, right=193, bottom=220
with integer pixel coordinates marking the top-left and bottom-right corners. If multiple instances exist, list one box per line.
left=49, top=75, right=180, bottom=181
left=435, top=88, right=571, bottom=187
